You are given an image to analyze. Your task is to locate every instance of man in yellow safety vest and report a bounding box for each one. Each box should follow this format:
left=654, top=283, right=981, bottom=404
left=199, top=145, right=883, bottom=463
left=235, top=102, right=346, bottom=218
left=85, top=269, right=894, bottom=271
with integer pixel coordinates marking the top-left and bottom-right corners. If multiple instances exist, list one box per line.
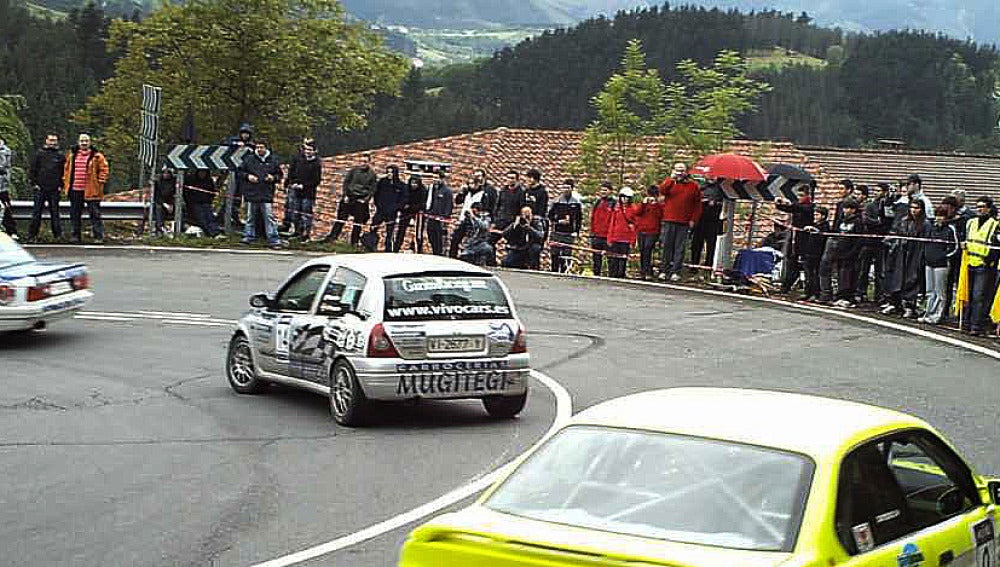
left=962, top=196, right=999, bottom=335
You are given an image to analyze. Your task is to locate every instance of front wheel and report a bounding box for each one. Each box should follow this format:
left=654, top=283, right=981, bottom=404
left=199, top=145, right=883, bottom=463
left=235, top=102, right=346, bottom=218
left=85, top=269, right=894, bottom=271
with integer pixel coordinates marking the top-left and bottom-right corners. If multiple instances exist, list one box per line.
left=226, top=334, right=265, bottom=394
left=329, top=360, right=370, bottom=426
left=483, top=392, right=527, bottom=419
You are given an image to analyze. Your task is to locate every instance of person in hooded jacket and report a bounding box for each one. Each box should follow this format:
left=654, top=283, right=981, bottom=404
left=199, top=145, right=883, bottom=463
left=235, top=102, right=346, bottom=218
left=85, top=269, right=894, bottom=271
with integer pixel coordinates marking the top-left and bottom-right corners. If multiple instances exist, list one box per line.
left=153, top=166, right=177, bottom=235
left=547, top=179, right=583, bottom=273
left=962, top=196, right=1000, bottom=336
left=238, top=140, right=283, bottom=248
left=451, top=169, right=498, bottom=258
left=918, top=204, right=960, bottom=325
left=217, top=122, right=254, bottom=230
left=607, top=187, right=638, bottom=279
left=394, top=174, right=426, bottom=252
left=458, top=201, right=494, bottom=266
left=27, top=133, right=65, bottom=241
left=185, top=167, right=221, bottom=237
left=882, top=198, right=932, bottom=318
left=370, top=164, right=405, bottom=252
left=589, top=181, right=616, bottom=276
left=819, top=198, right=864, bottom=306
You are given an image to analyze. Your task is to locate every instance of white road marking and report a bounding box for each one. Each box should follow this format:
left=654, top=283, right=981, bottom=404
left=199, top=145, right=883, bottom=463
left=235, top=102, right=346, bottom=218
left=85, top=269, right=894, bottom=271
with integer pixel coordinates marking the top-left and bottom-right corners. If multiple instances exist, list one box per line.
left=137, top=310, right=212, bottom=318
left=252, top=369, right=573, bottom=567
left=75, top=315, right=135, bottom=322
left=77, top=311, right=235, bottom=327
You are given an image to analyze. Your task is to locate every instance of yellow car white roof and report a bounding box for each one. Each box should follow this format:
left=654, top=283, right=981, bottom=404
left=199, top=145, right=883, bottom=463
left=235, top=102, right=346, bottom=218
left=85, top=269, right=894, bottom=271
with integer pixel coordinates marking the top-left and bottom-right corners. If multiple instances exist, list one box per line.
left=571, top=387, right=927, bottom=458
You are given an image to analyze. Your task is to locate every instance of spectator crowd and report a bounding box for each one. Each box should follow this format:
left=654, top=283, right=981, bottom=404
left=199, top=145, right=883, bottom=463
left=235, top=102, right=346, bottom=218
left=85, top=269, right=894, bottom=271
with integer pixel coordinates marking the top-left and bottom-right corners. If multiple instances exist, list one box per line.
left=4, top=127, right=1000, bottom=338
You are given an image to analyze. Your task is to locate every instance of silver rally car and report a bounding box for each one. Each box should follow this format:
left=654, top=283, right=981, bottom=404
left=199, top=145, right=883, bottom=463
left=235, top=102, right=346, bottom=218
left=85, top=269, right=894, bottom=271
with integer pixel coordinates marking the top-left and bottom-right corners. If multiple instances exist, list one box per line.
left=226, top=254, right=530, bottom=426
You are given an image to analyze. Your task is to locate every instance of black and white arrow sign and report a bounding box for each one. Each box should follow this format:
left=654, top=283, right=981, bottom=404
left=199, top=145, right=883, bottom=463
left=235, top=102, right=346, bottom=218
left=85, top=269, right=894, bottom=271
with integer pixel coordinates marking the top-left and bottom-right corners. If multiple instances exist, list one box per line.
left=142, top=84, right=162, bottom=114
left=165, top=145, right=248, bottom=170
left=140, top=110, right=159, bottom=141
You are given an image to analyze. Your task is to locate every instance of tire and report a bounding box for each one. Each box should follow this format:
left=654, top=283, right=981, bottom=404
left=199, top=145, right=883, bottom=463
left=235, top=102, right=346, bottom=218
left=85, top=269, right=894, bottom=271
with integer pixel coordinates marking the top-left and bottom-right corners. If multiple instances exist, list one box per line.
left=226, top=334, right=266, bottom=394
left=483, top=392, right=527, bottom=419
left=329, top=359, right=370, bottom=426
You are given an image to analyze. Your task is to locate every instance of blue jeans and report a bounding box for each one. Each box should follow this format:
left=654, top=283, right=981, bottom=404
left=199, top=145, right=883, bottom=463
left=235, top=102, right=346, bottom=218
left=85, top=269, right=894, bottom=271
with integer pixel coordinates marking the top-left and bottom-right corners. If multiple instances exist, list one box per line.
left=292, top=196, right=314, bottom=238
left=242, top=202, right=279, bottom=245
left=281, top=185, right=297, bottom=228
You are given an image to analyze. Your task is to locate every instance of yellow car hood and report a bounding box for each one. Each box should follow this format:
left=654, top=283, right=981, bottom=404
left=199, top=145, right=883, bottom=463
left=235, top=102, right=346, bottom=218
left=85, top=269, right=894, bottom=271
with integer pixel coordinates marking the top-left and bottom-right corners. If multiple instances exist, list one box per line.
left=399, top=506, right=796, bottom=567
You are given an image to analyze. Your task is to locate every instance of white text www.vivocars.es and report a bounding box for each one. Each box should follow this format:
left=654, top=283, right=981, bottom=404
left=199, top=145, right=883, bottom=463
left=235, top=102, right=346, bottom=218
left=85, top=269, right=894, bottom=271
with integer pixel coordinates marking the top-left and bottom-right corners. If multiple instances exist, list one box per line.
left=386, top=304, right=510, bottom=318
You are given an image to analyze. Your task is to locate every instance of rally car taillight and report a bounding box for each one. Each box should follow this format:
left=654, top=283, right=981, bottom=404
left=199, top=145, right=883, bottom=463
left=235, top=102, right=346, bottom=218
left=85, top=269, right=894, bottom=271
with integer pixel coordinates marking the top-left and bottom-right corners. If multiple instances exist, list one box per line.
left=367, top=323, right=400, bottom=358
left=72, top=274, right=90, bottom=290
left=509, top=327, right=527, bottom=354
left=27, top=284, right=50, bottom=302
left=0, top=284, right=14, bottom=304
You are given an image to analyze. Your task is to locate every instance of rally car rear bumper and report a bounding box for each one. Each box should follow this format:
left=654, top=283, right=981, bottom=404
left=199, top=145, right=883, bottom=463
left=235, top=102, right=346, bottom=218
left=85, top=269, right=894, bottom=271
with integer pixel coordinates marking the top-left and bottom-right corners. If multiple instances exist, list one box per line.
left=0, top=290, right=93, bottom=331
left=353, top=353, right=530, bottom=401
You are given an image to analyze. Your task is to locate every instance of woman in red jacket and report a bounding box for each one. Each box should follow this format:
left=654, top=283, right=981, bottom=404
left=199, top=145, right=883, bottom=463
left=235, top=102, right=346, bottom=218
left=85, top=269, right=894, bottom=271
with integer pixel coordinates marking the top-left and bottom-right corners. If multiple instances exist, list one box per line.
left=607, top=187, right=638, bottom=278
left=589, top=181, right=615, bottom=276
left=634, top=185, right=664, bottom=280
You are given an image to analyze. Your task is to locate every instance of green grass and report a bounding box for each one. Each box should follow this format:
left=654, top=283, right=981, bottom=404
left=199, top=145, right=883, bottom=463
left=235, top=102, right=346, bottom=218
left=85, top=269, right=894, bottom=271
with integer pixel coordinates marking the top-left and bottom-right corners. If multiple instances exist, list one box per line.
left=746, top=47, right=826, bottom=71
left=399, top=27, right=546, bottom=66
left=25, top=1, right=67, bottom=20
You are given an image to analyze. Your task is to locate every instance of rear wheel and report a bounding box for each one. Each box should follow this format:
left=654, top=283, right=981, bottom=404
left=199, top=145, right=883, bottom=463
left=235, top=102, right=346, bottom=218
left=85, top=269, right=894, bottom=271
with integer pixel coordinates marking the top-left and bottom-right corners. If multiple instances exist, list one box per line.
left=329, top=360, right=370, bottom=426
left=226, top=334, right=265, bottom=394
left=483, top=392, right=527, bottom=419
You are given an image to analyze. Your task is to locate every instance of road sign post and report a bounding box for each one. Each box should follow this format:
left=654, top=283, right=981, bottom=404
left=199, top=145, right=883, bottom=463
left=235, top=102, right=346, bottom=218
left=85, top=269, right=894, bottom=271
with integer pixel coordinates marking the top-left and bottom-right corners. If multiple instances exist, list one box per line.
left=173, top=170, right=185, bottom=237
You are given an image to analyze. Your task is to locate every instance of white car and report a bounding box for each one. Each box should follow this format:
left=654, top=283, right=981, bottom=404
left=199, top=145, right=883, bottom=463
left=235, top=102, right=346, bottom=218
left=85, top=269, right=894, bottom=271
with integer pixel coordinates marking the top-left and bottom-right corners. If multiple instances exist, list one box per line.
left=0, top=232, right=93, bottom=332
left=226, top=254, right=530, bottom=426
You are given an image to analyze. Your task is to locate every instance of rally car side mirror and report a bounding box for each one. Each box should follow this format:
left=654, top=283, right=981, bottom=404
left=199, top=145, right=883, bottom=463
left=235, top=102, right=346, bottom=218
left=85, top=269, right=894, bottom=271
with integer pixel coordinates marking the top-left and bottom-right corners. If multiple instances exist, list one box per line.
left=249, top=292, right=273, bottom=310
left=988, top=480, right=1000, bottom=505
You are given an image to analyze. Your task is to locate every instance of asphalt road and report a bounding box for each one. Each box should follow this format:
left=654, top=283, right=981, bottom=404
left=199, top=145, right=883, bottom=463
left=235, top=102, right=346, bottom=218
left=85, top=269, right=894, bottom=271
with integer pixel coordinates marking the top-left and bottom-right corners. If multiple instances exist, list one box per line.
left=3, top=248, right=999, bottom=567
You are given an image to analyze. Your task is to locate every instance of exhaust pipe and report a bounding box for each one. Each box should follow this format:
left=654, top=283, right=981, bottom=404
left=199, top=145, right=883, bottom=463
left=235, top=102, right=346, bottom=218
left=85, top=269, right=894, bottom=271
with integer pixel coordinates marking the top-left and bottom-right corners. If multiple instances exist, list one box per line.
left=33, top=321, right=46, bottom=331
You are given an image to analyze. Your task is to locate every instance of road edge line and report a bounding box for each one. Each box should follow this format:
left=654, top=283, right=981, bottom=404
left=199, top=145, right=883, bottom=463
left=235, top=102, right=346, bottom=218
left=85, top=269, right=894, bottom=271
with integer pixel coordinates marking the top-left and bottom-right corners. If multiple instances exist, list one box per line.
left=250, top=369, right=572, bottom=567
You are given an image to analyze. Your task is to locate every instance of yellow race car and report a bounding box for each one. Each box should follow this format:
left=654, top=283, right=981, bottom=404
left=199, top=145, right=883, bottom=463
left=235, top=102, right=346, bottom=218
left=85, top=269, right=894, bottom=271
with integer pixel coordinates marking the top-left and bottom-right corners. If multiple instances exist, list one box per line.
left=399, top=388, right=1000, bottom=566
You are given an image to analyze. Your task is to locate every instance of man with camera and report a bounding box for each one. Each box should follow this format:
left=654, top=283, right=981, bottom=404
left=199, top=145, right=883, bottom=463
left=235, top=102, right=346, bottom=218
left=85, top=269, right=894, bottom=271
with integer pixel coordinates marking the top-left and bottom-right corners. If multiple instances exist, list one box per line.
left=458, top=200, right=494, bottom=266
left=451, top=169, right=499, bottom=258
left=634, top=185, right=664, bottom=280
left=547, top=179, right=583, bottom=273
left=657, top=162, right=702, bottom=282
left=502, top=206, right=545, bottom=269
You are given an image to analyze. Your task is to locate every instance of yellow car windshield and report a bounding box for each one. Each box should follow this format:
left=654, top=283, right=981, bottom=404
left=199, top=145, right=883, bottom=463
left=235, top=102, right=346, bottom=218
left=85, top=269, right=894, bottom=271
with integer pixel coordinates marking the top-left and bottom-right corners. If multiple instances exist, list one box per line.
left=485, top=426, right=814, bottom=552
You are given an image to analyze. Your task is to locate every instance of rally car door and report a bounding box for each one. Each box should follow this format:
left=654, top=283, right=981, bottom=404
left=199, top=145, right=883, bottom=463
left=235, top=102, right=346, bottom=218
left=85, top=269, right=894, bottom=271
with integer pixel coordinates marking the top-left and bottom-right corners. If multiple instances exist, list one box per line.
left=257, top=264, right=330, bottom=376
left=289, top=266, right=369, bottom=384
left=835, top=431, right=995, bottom=567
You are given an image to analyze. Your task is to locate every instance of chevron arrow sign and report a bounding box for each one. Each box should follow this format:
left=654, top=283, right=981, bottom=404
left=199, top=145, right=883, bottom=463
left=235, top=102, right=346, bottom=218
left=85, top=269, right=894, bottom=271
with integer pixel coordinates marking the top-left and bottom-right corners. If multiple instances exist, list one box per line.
left=142, top=84, right=162, bottom=114
left=165, top=145, right=248, bottom=170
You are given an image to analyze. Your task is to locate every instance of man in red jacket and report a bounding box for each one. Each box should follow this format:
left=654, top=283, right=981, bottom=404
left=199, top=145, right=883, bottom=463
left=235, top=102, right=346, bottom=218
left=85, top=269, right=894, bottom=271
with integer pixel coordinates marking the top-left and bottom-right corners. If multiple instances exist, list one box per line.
left=634, top=185, right=664, bottom=280
left=607, top=186, right=637, bottom=278
left=657, top=162, right=703, bottom=282
left=589, top=181, right=616, bottom=276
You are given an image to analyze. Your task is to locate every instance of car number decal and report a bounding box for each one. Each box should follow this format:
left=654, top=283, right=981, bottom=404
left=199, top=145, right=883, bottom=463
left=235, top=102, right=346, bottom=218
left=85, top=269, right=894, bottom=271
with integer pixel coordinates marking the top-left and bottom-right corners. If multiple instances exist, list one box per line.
left=852, top=523, right=875, bottom=553
left=275, top=317, right=292, bottom=357
left=972, top=517, right=996, bottom=567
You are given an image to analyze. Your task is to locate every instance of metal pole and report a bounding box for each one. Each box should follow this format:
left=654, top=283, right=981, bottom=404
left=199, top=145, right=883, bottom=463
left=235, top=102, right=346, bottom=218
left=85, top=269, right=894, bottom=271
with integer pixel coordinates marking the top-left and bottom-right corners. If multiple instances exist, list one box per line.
left=224, top=172, right=235, bottom=235
left=714, top=199, right=736, bottom=271
left=173, top=170, right=185, bottom=237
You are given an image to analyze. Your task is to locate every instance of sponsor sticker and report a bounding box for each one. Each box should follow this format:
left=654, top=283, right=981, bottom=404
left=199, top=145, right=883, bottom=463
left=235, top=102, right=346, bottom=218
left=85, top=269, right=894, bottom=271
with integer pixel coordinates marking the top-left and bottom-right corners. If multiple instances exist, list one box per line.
left=396, top=360, right=510, bottom=372
left=398, top=277, right=489, bottom=293
left=385, top=304, right=510, bottom=318
left=852, top=523, right=875, bottom=553
left=897, top=542, right=924, bottom=567
left=972, top=517, right=996, bottom=567
left=395, top=371, right=514, bottom=396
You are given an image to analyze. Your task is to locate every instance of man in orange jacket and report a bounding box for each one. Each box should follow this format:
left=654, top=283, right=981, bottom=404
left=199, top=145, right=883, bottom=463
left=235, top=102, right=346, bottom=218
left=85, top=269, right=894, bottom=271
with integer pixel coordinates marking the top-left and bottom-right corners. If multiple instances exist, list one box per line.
left=62, top=133, right=109, bottom=244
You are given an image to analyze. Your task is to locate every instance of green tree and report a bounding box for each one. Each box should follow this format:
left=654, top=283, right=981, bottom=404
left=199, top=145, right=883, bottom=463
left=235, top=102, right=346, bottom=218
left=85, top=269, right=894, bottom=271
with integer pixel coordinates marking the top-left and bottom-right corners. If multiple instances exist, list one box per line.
left=0, top=95, right=33, bottom=196
left=572, top=39, right=666, bottom=192
left=75, top=0, right=409, bottom=188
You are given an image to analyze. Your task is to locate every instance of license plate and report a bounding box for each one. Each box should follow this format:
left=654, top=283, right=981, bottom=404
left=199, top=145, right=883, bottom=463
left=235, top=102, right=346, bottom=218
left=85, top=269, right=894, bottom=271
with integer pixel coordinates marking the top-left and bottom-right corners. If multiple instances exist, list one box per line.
left=49, top=281, right=72, bottom=296
left=427, top=336, right=484, bottom=352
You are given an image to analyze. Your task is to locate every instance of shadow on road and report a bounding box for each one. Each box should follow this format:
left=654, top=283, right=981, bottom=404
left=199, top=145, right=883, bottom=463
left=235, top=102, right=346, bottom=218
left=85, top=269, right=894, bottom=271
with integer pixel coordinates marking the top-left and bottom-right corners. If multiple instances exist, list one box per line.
left=0, top=329, right=83, bottom=352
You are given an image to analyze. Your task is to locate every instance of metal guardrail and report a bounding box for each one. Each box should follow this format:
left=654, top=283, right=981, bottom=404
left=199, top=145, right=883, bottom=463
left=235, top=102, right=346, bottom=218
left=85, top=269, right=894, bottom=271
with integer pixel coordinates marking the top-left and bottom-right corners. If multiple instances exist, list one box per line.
left=8, top=200, right=147, bottom=222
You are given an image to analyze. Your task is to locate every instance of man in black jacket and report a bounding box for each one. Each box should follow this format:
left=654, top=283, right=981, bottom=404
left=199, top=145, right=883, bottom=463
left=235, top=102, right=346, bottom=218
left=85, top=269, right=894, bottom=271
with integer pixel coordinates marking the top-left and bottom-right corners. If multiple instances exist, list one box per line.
left=284, top=143, right=322, bottom=240
left=325, top=152, right=376, bottom=246
left=185, top=167, right=221, bottom=237
left=450, top=169, right=498, bottom=258
left=238, top=140, right=283, bottom=248
left=279, top=137, right=315, bottom=235
left=547, top=179, right=582, bottom=272
left=819, top=199, right=864, bottom=306
left=490, top=169, right=526, bottom=265
left=502, top=206, right=546, bottom=269
left=856, top=182, right=893, bottom=304
left=421, top=170, right=453, bottom=255
left=26, top=133, right=65, bottom=241
left=774, top=184, right=814, bottom=293
left=369, top=165, right=405, bottom=252
left=152, top=166, right=177, bottom=235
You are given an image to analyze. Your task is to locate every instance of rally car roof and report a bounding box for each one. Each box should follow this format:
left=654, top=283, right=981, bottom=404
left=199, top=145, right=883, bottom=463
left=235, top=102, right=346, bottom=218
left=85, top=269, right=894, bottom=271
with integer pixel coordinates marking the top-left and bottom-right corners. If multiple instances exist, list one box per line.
left=307, top=253, right=493, bottom=279
left=571, top=387, right=928, bottom=459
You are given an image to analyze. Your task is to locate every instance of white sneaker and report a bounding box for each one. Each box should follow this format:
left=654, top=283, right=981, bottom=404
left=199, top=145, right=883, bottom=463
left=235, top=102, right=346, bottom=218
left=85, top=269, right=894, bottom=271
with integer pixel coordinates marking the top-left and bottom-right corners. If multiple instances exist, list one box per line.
left=880, top=304, right=897, bottom=315
left=902, top=308, right=917, bottom=319
left=657, top=272, right=667, bottom=281
left=669, top=273, right=681, bottom=282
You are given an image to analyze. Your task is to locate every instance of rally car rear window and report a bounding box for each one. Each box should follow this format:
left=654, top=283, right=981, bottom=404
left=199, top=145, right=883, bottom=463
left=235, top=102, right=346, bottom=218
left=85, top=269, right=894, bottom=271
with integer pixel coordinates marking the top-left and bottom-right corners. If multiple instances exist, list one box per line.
left=383, top=275, right=512, bottom=321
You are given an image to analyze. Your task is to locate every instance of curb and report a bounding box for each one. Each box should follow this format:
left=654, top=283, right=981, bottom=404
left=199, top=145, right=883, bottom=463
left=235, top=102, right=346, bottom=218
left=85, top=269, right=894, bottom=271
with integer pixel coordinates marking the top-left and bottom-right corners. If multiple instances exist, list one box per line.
left=497, top=267, right=1000, bottom=362
left=25, top=244, right=330, bottom=257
